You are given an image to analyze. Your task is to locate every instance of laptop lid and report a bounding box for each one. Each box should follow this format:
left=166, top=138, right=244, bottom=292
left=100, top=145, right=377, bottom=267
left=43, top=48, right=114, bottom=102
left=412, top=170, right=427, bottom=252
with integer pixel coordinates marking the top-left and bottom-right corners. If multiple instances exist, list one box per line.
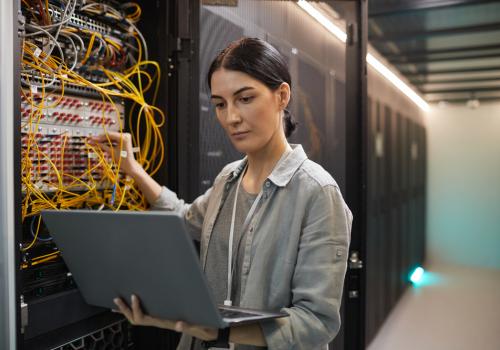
left=41, top=210, right=227, bottom=328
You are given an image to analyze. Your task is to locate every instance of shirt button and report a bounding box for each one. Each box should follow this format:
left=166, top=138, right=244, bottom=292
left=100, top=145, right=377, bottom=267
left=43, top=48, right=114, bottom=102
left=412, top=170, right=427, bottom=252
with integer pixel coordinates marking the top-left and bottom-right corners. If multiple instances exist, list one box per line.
left=249, top=227, right=254, bottom=232
left=265, top=181, right=271, bottom=187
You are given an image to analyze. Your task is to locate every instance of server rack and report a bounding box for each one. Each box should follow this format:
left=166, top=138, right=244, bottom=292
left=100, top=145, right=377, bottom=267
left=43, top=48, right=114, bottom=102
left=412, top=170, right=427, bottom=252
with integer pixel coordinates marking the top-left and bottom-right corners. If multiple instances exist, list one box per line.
left=1, top=0, right=199, bottom=348
left=364, top=98, right=427, bottom=345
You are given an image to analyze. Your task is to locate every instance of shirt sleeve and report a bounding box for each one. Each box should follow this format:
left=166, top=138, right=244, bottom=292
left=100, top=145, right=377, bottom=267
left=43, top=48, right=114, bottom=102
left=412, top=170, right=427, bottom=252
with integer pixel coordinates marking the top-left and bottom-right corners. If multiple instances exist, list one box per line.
left=260, top=184, right=352, bottom=349
left=149, top=184, right=214, bottom=242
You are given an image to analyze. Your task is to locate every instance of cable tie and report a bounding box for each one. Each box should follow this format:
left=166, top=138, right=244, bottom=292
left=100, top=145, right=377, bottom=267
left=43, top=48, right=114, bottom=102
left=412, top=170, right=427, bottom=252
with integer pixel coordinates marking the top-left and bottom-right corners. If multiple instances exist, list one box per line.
left=87, top=152, right=97, bottom=159
left=120, top=150, right=128, bottom=158
left=131, top=147, right=140, bottom=153
left=30, top=85, right=38, bottom=94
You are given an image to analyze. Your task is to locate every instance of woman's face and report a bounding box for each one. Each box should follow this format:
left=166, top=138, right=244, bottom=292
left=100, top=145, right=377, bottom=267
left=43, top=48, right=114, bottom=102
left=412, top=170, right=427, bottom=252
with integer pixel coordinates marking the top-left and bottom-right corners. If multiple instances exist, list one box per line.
left=210, top=68, right=290, bottom=155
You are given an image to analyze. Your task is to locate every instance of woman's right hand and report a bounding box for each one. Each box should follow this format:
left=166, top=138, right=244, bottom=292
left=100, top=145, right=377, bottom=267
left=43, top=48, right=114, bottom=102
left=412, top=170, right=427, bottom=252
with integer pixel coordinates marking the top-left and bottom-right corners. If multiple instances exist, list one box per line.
left=88, top=131, right=141, bottom=177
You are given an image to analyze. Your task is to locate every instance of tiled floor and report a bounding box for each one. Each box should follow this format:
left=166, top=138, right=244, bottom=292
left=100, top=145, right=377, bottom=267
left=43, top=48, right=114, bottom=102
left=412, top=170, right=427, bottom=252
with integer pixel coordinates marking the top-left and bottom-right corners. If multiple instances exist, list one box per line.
left=367, top=264, right=500, bottom=350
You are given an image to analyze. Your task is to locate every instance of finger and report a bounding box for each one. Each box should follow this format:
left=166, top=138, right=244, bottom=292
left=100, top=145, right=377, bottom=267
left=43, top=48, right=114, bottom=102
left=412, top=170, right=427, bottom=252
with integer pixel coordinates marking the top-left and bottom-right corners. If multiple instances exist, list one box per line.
left=142, top=314, right=176, bottom=329
left=99, top=143, right=112, bottom=155
left=114, top=298, right=134, bottom=322
left=88, top=132, right=122, bottom=145
left=87, top=134, right=108, bottom=143
left=174, top=321, right=186, bottom=333
left=131, top=294, right=144, bottom=319
left=107, top=131, right=124, bottom=139
left=110, top=309, right=122, bottom=314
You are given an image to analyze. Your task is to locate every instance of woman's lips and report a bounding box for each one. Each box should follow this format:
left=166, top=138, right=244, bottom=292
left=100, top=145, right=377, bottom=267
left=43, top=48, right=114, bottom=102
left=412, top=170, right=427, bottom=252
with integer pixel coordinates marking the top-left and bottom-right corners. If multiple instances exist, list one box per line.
left=231, top=131, right=250, bottom=139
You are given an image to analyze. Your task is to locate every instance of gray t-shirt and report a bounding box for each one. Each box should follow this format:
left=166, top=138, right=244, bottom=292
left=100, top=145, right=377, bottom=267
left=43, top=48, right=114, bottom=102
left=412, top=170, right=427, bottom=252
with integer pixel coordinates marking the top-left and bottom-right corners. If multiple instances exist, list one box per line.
left=191, top=180, right=257, bottom=350
left=205, top=180, right=258, bottom=306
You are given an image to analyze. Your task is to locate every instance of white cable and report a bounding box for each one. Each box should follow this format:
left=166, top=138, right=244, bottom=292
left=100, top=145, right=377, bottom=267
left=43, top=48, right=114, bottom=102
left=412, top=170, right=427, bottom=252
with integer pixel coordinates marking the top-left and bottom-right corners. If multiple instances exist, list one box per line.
left=225, top=166, right=246, bottom=307
left=125, top=20, right=148, bottom=61
left=59, top=33, right=78, bottom=71
left=224, top=165, right=265, bottom=307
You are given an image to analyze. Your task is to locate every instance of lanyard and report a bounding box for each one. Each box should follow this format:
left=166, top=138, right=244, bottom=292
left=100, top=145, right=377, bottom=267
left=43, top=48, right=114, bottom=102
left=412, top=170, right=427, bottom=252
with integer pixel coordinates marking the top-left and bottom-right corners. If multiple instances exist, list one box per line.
left=223, top=147, right=292, bottom=307
left=224, top=164, right=263, bottom=307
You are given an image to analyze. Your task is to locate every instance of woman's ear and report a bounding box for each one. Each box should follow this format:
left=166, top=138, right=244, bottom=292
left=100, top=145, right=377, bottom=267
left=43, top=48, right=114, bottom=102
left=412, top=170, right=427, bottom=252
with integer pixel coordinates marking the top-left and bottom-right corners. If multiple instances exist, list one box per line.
left=277, top=82, right=291, bottom=109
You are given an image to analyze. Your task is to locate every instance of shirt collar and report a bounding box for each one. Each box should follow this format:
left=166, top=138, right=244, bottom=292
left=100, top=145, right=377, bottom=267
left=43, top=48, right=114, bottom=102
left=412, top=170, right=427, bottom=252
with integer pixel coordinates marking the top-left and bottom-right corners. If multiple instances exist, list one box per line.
left=224, top=144, right=308, bottom=187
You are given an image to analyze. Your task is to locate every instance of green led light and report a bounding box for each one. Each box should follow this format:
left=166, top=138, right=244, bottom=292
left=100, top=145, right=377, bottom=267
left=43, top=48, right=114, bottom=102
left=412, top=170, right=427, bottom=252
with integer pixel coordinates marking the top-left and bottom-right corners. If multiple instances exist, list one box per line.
left=410, top=267, right=424, bottom=284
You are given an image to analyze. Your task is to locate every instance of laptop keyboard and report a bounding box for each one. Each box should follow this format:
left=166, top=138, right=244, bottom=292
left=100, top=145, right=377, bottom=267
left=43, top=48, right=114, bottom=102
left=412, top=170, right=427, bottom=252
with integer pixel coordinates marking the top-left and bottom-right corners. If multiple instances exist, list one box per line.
left=219, top=308, right=259, bottom=319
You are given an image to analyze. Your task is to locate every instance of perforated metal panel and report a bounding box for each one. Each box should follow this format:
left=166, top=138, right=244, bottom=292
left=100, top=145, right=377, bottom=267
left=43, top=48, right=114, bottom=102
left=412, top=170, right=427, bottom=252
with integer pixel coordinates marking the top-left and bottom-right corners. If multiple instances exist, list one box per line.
left=50, top=320, right=131, bottom=350
left=199, top=8, right=245, bottom=192
left=199, top=1, right=347, bottom=193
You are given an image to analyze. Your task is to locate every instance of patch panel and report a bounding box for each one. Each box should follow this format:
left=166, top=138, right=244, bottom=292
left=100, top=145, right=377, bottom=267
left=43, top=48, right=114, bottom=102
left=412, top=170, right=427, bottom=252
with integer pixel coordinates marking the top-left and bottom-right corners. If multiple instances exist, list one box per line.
left=21, top=92, right=124, bottom=131
left=21, top=91, right=124, bottom=192
left=21, top=73, right=105, bottom=98
left=21, top=133, right=114, bottom=192
left=48, top=8, right=114, bottom=36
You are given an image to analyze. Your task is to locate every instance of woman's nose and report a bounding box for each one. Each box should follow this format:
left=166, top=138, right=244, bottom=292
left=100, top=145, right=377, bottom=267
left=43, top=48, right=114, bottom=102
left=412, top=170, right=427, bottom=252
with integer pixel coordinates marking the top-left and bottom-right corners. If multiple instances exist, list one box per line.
left=226, top=105, right=242, bottom=125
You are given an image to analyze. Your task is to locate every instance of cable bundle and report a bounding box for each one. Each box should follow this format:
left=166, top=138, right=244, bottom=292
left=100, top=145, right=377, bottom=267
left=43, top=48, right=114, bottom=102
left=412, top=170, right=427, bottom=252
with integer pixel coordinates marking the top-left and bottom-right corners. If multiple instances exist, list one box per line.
left=20, top=0, right=165, bottom=257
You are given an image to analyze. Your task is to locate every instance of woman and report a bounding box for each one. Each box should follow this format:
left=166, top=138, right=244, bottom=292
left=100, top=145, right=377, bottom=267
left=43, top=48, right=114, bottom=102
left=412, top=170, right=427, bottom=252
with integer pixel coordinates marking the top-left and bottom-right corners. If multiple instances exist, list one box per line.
left=90, top=37, right=352, bottom=349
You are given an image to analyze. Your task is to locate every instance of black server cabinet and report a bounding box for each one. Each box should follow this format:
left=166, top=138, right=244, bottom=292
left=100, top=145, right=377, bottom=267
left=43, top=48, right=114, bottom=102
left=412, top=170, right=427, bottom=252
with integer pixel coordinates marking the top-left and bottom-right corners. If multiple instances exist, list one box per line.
left=15, top=0, right=199, bottom=349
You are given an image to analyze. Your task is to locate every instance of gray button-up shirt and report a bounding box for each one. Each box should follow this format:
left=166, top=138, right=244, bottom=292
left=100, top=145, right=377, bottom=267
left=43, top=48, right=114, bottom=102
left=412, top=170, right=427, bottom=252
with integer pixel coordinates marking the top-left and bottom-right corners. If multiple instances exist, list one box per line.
left=152, top=144, right=352, bottom=350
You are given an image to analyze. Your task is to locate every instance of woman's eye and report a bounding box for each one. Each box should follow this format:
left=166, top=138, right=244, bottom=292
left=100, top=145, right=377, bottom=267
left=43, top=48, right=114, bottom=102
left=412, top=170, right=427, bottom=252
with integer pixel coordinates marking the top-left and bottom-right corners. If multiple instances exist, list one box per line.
left=214, top=102, right=225, bottom=109
left=240, top=96, right=254, bottom=103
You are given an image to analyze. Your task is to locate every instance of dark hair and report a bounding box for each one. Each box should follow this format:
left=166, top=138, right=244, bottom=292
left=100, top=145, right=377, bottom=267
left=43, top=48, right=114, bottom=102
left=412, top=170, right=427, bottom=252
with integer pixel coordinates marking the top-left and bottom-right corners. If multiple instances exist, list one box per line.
left=207, top=37, right=298, bottom=138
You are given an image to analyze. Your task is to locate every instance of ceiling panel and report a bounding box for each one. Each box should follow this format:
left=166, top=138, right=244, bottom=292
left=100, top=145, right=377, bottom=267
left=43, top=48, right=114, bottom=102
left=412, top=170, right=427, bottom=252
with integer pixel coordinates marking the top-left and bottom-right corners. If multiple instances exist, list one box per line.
left=369, top=0, right=500, bottom=103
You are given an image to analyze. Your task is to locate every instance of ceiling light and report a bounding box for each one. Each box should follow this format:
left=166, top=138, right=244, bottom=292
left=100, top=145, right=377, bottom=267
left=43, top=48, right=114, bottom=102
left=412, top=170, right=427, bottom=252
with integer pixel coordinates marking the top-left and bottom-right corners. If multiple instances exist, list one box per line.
left=297, top=1, right=430, bottom=112
left=438, top=101, right=448, bottom=108
left=297, top=0, right=347, bottom=43
left=466, top=99, right=480, bottom=109
left=367, top=54, right=430, bottom=112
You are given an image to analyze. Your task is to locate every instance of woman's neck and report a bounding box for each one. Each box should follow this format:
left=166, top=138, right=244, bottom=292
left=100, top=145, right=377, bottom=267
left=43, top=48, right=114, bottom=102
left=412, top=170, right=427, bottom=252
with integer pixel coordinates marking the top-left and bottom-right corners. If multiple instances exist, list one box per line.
left=243, top=133, right=292, bottom=194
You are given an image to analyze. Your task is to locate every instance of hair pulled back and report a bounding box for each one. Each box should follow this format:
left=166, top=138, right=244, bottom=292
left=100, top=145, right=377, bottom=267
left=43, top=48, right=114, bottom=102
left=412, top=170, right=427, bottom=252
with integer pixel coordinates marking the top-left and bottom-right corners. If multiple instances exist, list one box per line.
left=207, top=37, right=298, bottom=138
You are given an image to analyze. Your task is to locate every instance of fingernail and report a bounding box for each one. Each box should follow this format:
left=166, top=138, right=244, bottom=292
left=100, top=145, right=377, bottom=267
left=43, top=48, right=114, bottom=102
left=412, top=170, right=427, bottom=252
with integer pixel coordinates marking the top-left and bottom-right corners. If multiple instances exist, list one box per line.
left=131, top=294, right=136, bottom=301
left=113, top=298, right=119, bottom=304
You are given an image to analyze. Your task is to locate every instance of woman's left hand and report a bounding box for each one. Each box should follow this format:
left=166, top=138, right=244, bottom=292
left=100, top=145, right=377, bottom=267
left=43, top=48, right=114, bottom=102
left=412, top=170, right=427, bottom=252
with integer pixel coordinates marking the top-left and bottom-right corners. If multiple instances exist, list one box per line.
left=113, top=295, right=218, bottom=341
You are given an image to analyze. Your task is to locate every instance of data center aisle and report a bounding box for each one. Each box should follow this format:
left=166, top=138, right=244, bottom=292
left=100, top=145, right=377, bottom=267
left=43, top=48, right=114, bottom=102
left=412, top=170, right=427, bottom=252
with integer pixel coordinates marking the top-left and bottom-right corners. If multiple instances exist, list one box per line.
left=366, top=264, right=500, bottom=350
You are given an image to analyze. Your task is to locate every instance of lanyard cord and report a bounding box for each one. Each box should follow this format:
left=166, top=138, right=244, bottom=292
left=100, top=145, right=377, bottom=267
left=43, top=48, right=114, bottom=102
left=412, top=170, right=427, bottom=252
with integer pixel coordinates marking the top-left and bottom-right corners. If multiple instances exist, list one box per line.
left=225, top=165, right=263, bottom=307
left=223, top=147, right=292, bottom=307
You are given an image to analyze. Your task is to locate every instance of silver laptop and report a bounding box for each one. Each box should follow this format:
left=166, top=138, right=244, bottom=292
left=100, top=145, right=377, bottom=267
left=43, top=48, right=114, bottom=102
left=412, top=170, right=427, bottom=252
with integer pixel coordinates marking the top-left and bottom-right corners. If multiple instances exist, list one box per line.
left=41, top=209, right=287, bottom=328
